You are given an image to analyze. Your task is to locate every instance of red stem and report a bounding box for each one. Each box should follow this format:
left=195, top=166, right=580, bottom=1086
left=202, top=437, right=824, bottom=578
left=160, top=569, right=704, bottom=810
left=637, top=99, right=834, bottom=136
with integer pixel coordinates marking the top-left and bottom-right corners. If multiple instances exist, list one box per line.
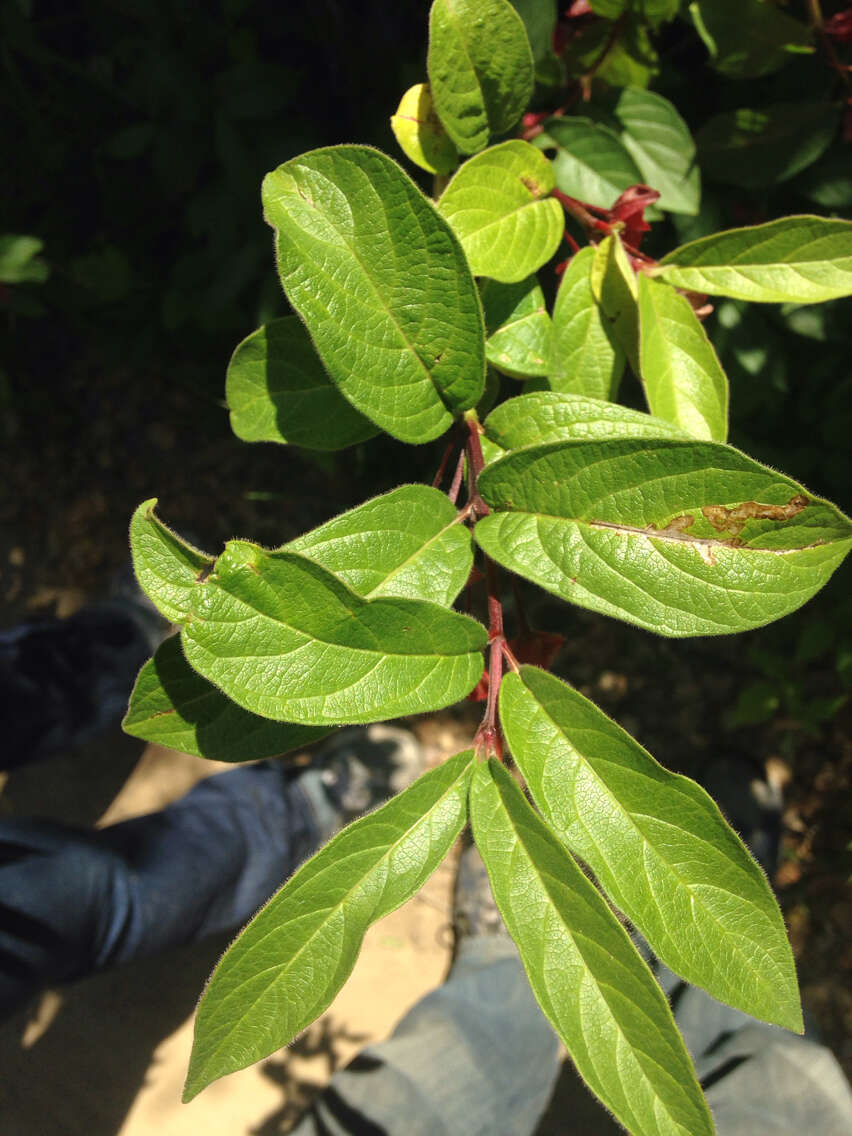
left=501, top=638, right=521, bottom=674
left=464, top=412, right=490, bottom=519
left=552, top=189, right=610, bottom=239
left=580, top=14, right=625, bottom=97
left=432, top=440, right=455, bottom=489
left=475, top=556, right=505, bottom=760
left=447, top=449, right=466, bottom=505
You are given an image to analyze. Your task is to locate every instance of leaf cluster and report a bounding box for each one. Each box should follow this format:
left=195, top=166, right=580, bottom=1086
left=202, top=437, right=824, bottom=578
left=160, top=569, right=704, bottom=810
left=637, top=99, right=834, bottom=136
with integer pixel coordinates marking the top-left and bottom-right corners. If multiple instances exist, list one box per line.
left=120, top=2, right=852, bottom=1131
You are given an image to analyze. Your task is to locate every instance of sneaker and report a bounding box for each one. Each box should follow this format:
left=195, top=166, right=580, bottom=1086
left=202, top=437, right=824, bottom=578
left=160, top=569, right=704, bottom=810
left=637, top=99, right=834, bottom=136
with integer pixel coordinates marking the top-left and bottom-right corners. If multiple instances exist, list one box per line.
left=452, top=840, right=508, bottom=946
left=294, top=724, right=427, bottom=845
left=0, top=597, right=167, bottom=771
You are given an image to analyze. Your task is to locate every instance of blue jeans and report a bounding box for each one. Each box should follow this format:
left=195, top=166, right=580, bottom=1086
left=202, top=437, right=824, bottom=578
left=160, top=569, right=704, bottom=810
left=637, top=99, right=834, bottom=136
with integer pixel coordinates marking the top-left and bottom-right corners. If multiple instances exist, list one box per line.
left=1, top=765, right=851, bottom=1134
left=0, top=762, right=317, bottom=1015
left=290, top=939, right=852, bottom=1136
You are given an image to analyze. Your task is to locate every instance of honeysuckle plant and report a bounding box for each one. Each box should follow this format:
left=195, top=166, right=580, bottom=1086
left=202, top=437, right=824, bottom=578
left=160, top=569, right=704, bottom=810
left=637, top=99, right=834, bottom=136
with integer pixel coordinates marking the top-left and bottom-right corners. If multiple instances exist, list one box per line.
left=123, top=1, right=852, bottom=1131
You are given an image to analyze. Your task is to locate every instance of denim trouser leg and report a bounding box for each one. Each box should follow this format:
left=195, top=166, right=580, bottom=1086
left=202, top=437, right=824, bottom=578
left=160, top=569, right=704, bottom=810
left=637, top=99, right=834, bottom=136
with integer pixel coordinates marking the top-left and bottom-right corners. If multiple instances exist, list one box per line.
left=652, top=964, right=852, bottom=1136
left=0, top=763, right=319, bottom=1016
left=290, top=935, right=561, bottom=1136
left=292, top=944, right=852, bottom=1136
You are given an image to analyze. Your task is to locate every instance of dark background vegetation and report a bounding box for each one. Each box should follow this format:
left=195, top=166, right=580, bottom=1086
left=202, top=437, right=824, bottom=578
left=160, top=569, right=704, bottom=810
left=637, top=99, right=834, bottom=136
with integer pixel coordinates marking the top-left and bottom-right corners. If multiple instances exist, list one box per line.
left=2, top=0, right=851, bottom=1103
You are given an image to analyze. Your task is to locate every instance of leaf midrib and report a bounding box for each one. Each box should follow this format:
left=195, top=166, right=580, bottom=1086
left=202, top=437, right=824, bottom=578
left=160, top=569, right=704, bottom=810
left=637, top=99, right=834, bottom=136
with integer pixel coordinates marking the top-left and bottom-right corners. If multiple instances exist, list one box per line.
left=447, top=194, right=555, bottom=244
left=281, top=160, right=458, bottom=415
left=492, top=509, right=831, bottom=557
left=191, top=572, right=481, bottom=658
left=289, top=509, right=466, bottom=602
left=521, top=687, right=787, bottom=995
left=197, top=759, right=471, bottom=1071
left=492, top=790, right=700, bottom=1133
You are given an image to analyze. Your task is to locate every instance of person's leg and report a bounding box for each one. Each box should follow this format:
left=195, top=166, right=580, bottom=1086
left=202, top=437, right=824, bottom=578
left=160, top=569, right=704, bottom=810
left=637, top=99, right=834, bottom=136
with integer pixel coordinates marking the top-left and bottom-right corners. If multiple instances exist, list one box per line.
left=289, top=761, right=852, bottom=1136
left=0, top=725, right=424, bottom=1017
left=0, top=599, right=163, bottom=770
left=290, top=847, right=561, bottom=1136
left=651, top=963, right=852, bottom=1136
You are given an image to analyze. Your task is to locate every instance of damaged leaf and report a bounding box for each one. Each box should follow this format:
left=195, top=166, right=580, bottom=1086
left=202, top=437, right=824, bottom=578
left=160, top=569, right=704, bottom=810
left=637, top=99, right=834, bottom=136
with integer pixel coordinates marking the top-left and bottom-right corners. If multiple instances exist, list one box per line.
left=475, top=439, right=852, bottom=636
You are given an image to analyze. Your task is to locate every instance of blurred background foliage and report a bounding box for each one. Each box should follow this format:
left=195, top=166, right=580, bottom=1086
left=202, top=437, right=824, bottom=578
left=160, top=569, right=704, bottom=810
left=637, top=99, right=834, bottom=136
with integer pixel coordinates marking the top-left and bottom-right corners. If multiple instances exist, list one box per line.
left=2, top=0, right=851, bottom=728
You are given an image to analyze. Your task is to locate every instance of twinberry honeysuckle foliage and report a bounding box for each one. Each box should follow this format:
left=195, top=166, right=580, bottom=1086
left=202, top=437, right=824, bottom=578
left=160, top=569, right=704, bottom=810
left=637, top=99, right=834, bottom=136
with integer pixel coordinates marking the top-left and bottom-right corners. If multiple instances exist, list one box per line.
left=122, top=1, right=852, bottom=1131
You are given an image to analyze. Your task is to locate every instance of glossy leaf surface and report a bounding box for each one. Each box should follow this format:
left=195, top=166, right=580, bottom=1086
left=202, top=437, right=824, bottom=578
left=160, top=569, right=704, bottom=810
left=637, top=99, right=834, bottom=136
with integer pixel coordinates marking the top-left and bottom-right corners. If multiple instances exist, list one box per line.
left=610, top=88, right=700, bottom=215
left=485, top=392, right=686, bottom=454
left=428, top=0, right=534, bottom=155
left=475, top=439, right=852, bottom=636
left=185, top=749, right=475, bottom=1099
left=539, top=117, right=642, bottom=209
left=123, top=636, right=329, bottom=761
left=181, top=545, right=487, bottom=723
left=481, top=276, right=551, bottom=378
left=658, top=216, right=852, bottom=303
left=390, top=82, right=458, bottom=175
left=226, top=318, right=377, bottom=450
left=550, top=246, right=624, bottom=399
left=500, top=666, right=803, bottom=1031
left=438, top=141, right=563, bottom=283
left=285, top=485, right=472, bottom=606
left=130, top=499, right=213, bottom=624
left=638, top=275, right=728, bottom=441
left=471, top=759, right=714, bottom=1136
left=263, top=146, right=485, bottom=443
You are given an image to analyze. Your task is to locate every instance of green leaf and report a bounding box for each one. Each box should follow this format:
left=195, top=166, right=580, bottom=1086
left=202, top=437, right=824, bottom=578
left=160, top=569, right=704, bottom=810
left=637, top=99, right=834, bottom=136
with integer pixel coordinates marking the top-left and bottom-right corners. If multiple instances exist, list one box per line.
left=481, top=276, right=552, bottom=378
left=226, top=318, right=377, bottom=451
left=390, top=82, right=459, bottom=176
left=560, top=17, right=660, bottom=88
left=437, top=141, right=563, bottom=283
left=500, top=666, right=803, bottom=1032
left=0, top=235, right=49, bottom=284
left=123, top=636, right=329, bottom=761
left=590, top=0, right=679, bottom=24
left=285, top=484, right=473, bottom=606
left=590, top=235, right=640, bottom=372
left=180, top=544, right=487, bottom=724
left=508, top=0, right=557, bottom=63
left=185, top=749, right=475, bottom=1099
left=470, top=758, right=714, bottom=1136
left=475, top=439, right=852, bottom=636
left=130, top=499, right=213, bottom=624
left=638, top=275, right=728, bottom=442
left=550, top=246, right=625, bottom=399
left=610, top=88, right=700, bottom=215
left=427, top=0, right=534, bottom=155
left=689, top=0, right=813, bottom=78
left=485, top=391, right=687, bottom=454
left=657, top=216, right=852, bottom=304
left=696, top=103, right=838, bottom=191
left=538, top=118, right=642, bottom=209
left=262, top=146, right=485, bottom=444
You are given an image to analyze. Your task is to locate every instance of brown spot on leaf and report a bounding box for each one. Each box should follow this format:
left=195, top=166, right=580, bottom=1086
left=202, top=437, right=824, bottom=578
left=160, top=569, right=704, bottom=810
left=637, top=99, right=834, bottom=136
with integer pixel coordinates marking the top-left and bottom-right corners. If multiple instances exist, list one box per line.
left=649, top=513, right=695, bottom=537
left=520, top=175, right=543, bottom=197
left=702, top=494, right=809, bottom=538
